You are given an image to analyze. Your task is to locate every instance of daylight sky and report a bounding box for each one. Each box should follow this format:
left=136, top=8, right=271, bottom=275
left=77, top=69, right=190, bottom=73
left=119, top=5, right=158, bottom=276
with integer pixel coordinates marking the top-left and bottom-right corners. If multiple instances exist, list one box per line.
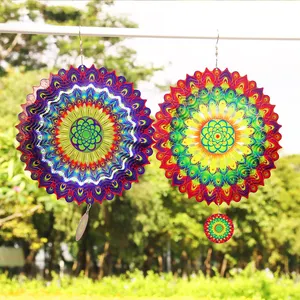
left=30, top=1, right=300, bottom=154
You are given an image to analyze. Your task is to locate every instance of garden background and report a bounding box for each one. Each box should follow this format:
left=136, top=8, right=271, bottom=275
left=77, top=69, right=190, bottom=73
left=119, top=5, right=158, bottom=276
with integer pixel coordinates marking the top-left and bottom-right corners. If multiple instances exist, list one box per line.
left=0, top=1, right=300, bottom=299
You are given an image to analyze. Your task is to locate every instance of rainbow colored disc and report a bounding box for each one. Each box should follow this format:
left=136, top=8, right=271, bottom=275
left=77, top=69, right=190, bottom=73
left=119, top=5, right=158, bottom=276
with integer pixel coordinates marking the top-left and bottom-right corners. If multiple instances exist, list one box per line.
left=204, top=213, right=234, bottom=243
left=16, top=65, right=154, bottom=204
left=153, top=68, right=282, bottom=205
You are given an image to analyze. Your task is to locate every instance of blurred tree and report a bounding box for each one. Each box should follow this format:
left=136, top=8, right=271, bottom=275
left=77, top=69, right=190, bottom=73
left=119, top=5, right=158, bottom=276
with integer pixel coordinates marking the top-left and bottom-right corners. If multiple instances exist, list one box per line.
left=0, top=128, right=45, bottom=276
left=0, top=0, right=159, bottom=81
left=0, top=0, right=159, bottom=278
left=0, top=0, right=300, bottom=280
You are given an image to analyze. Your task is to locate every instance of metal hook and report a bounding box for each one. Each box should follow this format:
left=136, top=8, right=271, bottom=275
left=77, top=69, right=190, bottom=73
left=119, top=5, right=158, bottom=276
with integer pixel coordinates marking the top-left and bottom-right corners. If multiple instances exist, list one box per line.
left=79, top=25, right=84, bottom=66
left=215, top=30, right=219, bottom=69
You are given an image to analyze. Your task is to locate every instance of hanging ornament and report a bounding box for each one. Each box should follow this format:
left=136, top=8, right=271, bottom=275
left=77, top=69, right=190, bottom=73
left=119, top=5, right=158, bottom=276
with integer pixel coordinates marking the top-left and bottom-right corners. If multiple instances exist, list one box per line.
left=204, top=213, right=234, bottom=243
left=153, top=67, right=281, bottom=243
left=16, top=65, right=153, bottom=207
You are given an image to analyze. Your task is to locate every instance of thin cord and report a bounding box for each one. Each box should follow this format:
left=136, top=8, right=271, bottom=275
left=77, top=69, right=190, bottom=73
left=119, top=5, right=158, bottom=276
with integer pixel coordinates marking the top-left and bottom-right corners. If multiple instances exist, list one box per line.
left=79, top=25, right=84, bottom=66
left=86, top=203, right=92, bottom=213
left=215, top=30, right=219, bottom=69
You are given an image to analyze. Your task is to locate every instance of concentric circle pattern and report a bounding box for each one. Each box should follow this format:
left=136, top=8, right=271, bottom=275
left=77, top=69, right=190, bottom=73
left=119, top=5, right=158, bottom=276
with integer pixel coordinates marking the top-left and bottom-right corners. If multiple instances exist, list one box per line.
left=70, top=117, right=103, bottom=152
left=200, top=119, right=235, bottom=154
left=16, top=65, right=154, bottom=204
left=204, top=213, right=234, bottom=243
left=153, top=68, right=281, bottom=205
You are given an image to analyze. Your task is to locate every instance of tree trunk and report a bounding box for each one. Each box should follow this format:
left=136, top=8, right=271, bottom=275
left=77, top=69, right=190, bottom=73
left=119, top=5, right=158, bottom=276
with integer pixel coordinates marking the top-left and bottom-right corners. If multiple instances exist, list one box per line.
left=204, top=248, right=212, bottom=277
left=143, top=247, right=155, bottom=276
left=158, top=255, right=163, bottom=273
left=71, top=260, right=78, bottom=275
left=43, top=211, right=55, bottom=280
left=166, top=239, right=171, bottom=273
left=98, top=241, right=110, bottom=279
left=115, top=258, right=122, bottom=275
left=284, top=256, right=289, bottom=274
left=85, top=251, right=91, bottom=277
left=75, top=208, right=90, bottom=276
left=47, top=229, right=58, bottom=280
left=23, top=248, right=37, bottom=278
left=180, top=250, right=190, bottom=279
left=253, top=248, right=263, bottom=271
left=220, top=256, right=227, bottom=277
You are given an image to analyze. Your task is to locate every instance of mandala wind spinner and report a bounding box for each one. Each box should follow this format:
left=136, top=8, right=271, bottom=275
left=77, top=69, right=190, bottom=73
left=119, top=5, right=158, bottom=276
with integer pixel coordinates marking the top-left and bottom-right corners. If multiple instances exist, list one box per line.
left=153, top=68, right=281, bottom=243
left=16, top=65, right=153, bottom=205
left=204, top=214, right=234, bottom=243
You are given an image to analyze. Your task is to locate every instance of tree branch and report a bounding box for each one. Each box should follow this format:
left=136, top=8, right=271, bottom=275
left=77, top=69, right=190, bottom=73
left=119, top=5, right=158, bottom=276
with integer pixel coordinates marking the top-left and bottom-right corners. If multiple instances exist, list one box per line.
left=0, top=33, right=21, bottom=61
left=0, top=205, right=41, bottom=227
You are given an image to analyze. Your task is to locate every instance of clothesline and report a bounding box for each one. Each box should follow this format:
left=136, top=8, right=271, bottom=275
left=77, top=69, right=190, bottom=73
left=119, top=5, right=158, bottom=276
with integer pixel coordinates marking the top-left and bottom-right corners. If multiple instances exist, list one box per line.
left=0, top=22, right=299, bottom=41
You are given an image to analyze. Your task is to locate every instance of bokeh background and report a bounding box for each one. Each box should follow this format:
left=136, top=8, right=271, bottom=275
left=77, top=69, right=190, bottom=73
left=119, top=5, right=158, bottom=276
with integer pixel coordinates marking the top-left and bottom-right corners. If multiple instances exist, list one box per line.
left=0, top=1, right=300, bottom=299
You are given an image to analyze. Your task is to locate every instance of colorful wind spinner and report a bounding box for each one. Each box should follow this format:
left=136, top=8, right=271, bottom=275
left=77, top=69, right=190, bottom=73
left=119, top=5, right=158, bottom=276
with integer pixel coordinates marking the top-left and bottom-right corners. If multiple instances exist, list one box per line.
left=153, top=68, right=281, bottom=243
left=16, top=65, right=154, bottom=205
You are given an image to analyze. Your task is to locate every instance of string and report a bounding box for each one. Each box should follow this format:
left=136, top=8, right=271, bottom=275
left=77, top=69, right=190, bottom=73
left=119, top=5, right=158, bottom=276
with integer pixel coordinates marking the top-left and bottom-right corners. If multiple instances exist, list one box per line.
left=215, top=30, right=219, bottom=69
left=79, top=25, right=84, bottom=66
left=86, top=203, right=92, bottom=214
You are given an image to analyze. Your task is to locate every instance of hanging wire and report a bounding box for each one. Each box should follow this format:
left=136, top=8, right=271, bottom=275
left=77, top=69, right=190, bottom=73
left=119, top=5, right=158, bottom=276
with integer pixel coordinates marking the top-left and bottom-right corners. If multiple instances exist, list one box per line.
left=215, top=30, right=219, bottom=69
left=217, top=200, right=221, bottom=214
left=79, top=25, right=84, bottom=66
left=86, top=203, right=92, bottom=213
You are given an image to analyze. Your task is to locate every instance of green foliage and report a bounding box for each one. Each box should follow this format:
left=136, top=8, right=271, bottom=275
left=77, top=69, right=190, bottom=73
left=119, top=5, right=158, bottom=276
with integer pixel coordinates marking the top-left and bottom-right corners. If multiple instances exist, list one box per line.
left=1, top=270, right=300, bottom=300
left=0, top=0, right=159, bottom=276
left=1, top=68, right=300, bottom=277
left=0, top=127, right=43, bottom=249
left=0, top=69, right=45, bottom=131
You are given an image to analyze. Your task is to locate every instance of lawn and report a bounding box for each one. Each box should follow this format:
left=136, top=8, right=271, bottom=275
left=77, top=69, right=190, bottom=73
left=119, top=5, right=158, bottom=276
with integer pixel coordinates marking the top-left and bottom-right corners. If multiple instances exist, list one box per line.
left=1, top=270, right=300, bottom=300
left=0, top=297, right=269, bottom=300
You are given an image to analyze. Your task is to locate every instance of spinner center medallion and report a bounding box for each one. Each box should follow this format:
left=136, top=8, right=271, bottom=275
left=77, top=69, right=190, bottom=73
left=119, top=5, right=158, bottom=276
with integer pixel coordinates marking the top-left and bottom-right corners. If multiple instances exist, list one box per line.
left=70, top=116, right=103, bottom=153
left=200, top=119, right=235, bottom=154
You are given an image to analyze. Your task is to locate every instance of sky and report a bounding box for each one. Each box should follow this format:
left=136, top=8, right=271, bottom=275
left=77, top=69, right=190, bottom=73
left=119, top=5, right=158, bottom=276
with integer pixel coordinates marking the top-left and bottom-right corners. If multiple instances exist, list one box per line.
left=105, top=1, right=300, bottom=156
left=31, top=1, right=300, bottom=155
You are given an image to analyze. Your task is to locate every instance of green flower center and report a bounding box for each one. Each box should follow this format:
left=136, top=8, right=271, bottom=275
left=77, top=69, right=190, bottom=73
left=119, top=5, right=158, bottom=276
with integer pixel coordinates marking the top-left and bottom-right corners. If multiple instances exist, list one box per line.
left=200, top=119, right=235, bottom=154
left=215, top=224, right=223, bottom=233
left=82, top=130, right=90, bottom=139
left=69, top=117, right=103, bottom=153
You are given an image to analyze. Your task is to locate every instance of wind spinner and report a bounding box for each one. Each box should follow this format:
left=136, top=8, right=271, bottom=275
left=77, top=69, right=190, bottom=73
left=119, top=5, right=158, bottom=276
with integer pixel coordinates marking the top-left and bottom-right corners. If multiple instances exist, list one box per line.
left=16, top=65, right=154, bottom=239
left=153, top=67, right=281, bottom=243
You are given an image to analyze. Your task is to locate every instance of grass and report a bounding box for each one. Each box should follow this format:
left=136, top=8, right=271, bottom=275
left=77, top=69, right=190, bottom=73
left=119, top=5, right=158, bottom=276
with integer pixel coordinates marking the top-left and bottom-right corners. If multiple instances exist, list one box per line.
left=0, top=296, right=268, bottom=300
left=0, top=269, right=300, bottom=300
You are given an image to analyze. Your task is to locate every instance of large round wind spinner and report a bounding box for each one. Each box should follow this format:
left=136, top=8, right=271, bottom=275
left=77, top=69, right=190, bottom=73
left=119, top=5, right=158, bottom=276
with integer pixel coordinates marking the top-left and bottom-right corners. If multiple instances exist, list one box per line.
left=16, top=65, right=154, bottom=239
left=153, top=68, right=281, bottom=243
